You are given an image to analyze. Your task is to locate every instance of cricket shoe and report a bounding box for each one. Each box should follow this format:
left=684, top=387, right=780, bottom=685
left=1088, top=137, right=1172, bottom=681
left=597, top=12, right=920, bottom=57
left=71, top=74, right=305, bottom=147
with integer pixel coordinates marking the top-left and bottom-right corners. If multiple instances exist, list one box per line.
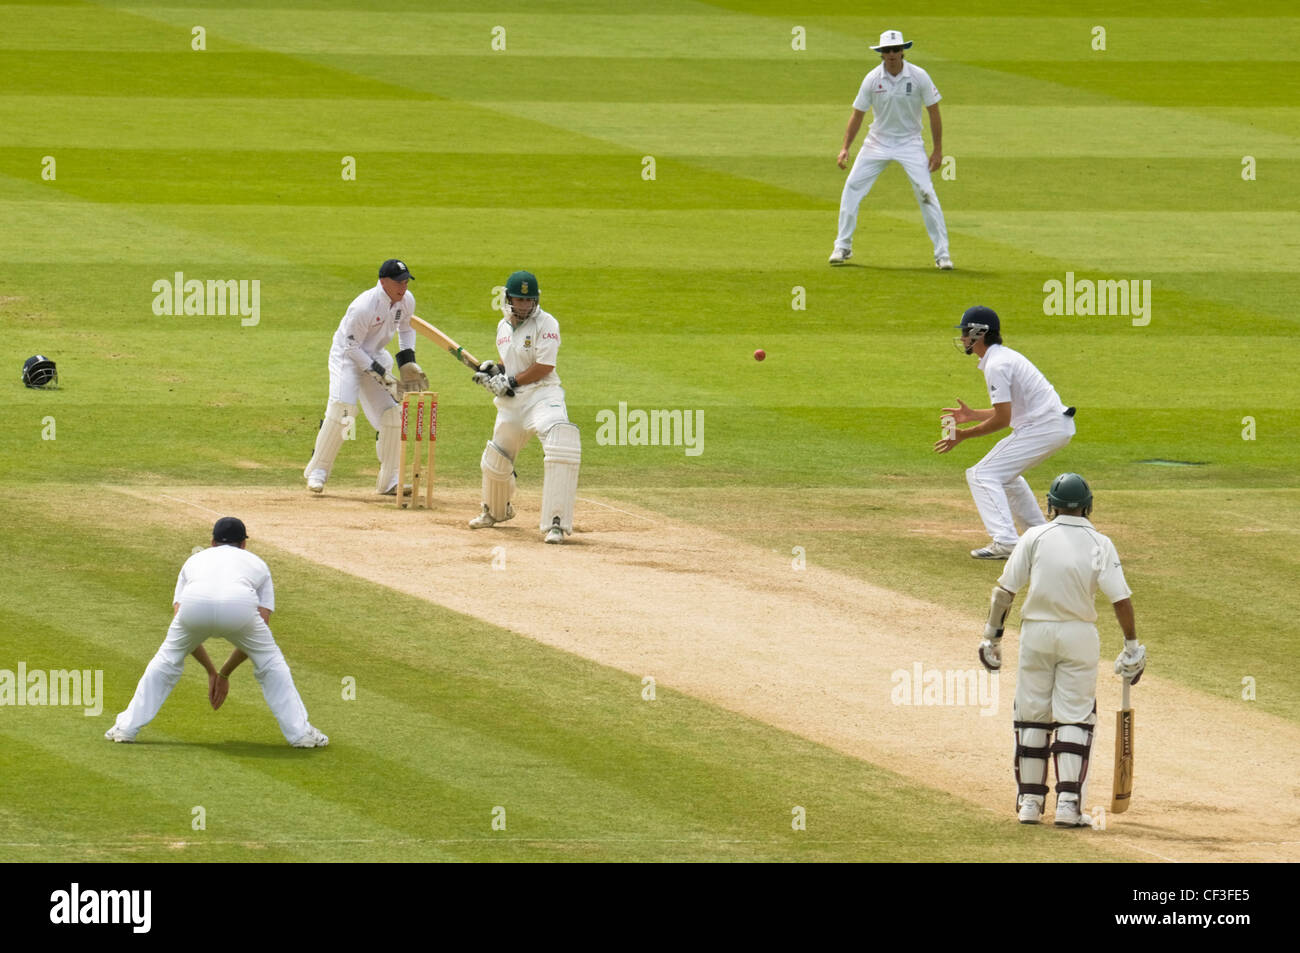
left=935, top=255, right=954, bottom=270
left=380, top=483, right=411, bottom=497
left=469, top=503, right=515, bottom=529
left=828, top=247, right=852, bottom=265
left=307, top=470, right=327, bottom=493
left=1054, top=797, right=1090, bottom=828
left=291, top=726, right=329, bottom=748
left=971, top=541, right=1016, bottom=559
left=1017, top=797, right=1043, bottom=825
left=104, top=725, right=135, bottom=743
left=544, top=518, right=565, bottom=545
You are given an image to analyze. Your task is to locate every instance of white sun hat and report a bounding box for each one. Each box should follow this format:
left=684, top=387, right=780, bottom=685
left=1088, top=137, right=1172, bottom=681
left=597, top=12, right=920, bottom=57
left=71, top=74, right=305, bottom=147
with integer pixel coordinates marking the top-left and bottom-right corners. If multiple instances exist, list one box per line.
left=870, top=29, right=913, bottom=51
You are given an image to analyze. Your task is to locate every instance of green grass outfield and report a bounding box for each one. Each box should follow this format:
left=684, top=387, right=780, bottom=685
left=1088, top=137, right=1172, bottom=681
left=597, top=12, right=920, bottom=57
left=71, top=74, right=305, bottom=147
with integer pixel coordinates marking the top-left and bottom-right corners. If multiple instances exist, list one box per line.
left=1, top=0, right=1297, bottom=861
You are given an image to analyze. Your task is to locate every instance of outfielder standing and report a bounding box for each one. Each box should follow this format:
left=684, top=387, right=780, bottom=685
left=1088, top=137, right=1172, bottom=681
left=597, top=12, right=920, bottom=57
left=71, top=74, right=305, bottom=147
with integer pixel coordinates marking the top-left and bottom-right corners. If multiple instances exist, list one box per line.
left=468, top=270, right=580, bottom=544
left=106, top=517, right=328, bottom=747
left=934, top=306, right=1076, bottom=559
left=977, top=474, right=1146, bottom=826
left=303, top=259, right=428, bottom=495
left=830, top=29, right=952, bottom=269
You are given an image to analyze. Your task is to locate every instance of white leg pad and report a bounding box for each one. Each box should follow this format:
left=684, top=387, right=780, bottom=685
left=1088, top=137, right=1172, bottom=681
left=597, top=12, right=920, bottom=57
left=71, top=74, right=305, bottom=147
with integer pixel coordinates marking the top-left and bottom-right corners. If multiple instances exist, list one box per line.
left=481, top=441, right=516, bottom=520
left=375, top=404, right=402, bottom=493
left=304, top=400, right=352, bottom=479
left=540, top=423, right=581, bottom=534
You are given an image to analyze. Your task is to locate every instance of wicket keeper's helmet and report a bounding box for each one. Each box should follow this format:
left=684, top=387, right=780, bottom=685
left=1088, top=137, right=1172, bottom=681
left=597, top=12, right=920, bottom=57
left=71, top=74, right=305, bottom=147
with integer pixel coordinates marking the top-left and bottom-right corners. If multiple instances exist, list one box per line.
left=505, top=271, right=539, bottom=300
left=22, top=354, right=58, bottom=389
left=1046, top=472, right=1093, bottom=517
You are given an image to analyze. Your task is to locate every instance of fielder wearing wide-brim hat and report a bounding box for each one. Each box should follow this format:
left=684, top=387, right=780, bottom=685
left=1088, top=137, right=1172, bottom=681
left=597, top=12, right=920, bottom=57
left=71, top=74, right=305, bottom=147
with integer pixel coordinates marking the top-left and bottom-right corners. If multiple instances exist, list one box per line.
left=870, top=29, right=913, bottom=51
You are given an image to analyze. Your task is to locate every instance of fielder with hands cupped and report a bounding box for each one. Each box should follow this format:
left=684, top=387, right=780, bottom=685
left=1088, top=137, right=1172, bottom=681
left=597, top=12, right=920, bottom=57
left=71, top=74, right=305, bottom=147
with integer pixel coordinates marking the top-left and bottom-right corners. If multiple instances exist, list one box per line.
left=976, top=474, right=1146, bottom=827
left=303, top=259, right=429, bottom=496
left=467, top=270, right=581, bottom=544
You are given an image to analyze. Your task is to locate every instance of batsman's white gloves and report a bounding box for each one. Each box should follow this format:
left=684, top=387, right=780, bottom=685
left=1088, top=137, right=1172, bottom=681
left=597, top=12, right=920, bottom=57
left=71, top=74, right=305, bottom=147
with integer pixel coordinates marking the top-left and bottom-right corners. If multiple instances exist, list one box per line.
left=1114, top=640, right=1146, bottom=685
left=487, top=373, right=516, bottom=397
left=978, top=637, right=1002, bottom=672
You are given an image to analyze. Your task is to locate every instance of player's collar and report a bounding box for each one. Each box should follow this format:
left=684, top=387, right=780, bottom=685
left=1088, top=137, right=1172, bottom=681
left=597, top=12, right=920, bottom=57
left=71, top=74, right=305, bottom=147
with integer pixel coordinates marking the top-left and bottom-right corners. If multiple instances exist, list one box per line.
left=1051, top=515, right=1093, bottom=527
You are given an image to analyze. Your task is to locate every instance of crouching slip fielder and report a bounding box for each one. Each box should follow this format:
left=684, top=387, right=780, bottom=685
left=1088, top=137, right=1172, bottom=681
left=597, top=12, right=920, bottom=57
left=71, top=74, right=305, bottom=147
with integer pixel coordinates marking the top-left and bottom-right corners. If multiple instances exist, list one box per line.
left=304, top=259, right=429, bottom=495
left=977, top=474, right=1145, bottom=827
left=934, top=306, right=1076, bottom=559
left=468, top=270, right=579, bottom=545
left=106, top=517, right=328, bottom=747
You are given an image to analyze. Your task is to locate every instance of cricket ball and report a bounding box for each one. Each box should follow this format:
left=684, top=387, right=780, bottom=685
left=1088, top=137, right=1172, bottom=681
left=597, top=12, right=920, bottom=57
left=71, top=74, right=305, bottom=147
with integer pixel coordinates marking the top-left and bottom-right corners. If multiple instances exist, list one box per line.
left=754, top=349, right=766, bottom=361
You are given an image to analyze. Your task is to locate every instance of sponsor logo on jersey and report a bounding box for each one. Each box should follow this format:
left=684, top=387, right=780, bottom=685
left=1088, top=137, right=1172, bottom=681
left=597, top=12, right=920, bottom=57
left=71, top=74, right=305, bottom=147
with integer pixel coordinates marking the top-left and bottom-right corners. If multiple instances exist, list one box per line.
left=540, top=331, right=559, bottom=341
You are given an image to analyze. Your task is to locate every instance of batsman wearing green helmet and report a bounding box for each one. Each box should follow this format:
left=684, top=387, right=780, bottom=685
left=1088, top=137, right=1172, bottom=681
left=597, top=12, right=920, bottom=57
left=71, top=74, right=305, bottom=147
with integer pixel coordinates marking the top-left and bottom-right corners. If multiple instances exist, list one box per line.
left=976, top=473, right=1146, bottom=828
left=468, top=270, right=580, bottom=544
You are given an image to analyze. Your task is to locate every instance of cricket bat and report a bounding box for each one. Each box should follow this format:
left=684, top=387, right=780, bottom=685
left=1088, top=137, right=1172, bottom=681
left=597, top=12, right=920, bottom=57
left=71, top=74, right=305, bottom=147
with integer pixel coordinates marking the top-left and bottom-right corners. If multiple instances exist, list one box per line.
left=410, top=315, right=489, bottom=371
left=1110, top=677, right=1134, bottom=813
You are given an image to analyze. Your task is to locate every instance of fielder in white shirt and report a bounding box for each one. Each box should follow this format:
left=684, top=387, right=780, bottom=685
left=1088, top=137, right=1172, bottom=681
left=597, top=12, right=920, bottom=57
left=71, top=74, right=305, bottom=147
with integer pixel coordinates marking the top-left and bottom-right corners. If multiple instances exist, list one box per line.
left=975, top=474, right=1146, bottom=827
left=106, top=517, right=328, bottom=747
left=303, top=259, right=429, bottom=495
left=830, top=29, right=952, bottom=269
left=467, top=270, right=580, bottom=544
left=934, top=306, right=1076, bottom=559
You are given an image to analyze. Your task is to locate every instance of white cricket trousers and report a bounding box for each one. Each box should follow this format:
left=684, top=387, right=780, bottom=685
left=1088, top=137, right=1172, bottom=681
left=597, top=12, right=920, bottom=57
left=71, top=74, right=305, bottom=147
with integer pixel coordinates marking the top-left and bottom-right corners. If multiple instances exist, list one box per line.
left=967, top=417, right=1075, bottom=546
left=835, top=138, right=949, bottom=258
left=489, top=384, right=571, bottom=459
left=111, top=585, right=312, bottom=743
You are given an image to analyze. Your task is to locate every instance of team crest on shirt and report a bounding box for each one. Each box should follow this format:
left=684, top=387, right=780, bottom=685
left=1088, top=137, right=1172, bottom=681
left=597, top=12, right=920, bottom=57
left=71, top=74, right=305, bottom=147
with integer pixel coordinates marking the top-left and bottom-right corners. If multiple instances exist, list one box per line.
left=524, top=336, right=533, bottom=348
left=906, top=82, right=912, bottom=93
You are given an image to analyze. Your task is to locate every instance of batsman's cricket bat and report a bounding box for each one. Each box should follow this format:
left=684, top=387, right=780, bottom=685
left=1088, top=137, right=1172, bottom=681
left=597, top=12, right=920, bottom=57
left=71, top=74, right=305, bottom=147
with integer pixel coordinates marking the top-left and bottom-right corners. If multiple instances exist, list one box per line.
left=410, top=315, right=488, bottom=371
left=1110, top=677, right=1134, bottom=813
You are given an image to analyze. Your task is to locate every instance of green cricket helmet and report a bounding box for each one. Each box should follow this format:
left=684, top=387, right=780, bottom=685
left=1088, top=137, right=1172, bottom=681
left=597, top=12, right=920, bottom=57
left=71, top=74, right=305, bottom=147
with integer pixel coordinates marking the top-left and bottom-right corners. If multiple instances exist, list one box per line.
left=1046, top=472, right=1093, bottom=517
left=504, top=270, right=539, bottom=321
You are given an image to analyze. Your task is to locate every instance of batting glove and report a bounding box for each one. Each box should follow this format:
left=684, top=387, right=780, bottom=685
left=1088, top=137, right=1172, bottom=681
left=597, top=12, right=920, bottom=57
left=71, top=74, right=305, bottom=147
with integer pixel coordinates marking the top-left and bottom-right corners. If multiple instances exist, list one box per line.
left=978, top=637, right=1002, bottom=672
left=487, top=373, right=517, bottom=397
left=1114, top=640, right=1146, bottom=685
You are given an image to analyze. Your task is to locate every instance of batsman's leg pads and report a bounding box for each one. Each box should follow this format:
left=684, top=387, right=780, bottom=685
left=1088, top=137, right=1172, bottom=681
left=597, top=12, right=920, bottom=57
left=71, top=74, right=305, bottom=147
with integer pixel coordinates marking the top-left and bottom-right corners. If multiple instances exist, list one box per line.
left=304, top=400, right=352, bottom=479
left=540, top=423, right=581, bottom=534
left=1052, top=710, right=1097, bottom=808
left=1014, top=715, right=1054, bottom=810
left=375, top=403, right=402, bottom=493
left=481, top=441, right=516, bottom=521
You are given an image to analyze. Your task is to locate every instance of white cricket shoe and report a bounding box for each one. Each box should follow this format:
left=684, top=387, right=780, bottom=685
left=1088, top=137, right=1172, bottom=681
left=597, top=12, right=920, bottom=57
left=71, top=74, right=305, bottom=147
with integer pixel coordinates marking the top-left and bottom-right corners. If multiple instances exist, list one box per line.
left=828, top=247, right=852, bottom=265
left=469, top=503, right=515, bottom=529
left=544, top=519, right=565, bottom=544
left=307, top=470, right=326, bottom=493
left=1017, top=796, right=1043, bottom=825
left=381, top=483, right=411, bottom=497
left=291, top=726, right=329, bottom=748
left=104, top=725, right=135, bottom=743
left=935, top=255, right=954, bottom=270
left=1054, top=796, right=1089, bottom=828
left=971, top=541, right=1016, bottom=560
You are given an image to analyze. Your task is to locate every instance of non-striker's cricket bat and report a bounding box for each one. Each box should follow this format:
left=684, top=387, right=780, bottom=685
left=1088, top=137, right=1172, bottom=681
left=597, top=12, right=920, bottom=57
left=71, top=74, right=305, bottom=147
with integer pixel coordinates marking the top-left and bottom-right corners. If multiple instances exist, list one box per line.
left=1110, top=677, right=1134, bottom=813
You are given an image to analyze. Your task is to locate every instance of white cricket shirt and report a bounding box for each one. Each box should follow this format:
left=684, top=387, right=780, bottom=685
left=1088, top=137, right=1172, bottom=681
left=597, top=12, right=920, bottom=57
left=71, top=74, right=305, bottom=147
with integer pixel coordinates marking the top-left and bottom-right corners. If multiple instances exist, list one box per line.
left=331, top=282, right=416, bottom=373
left=978, top=344, right=1069, bottom=431
left=174, top=545, right=276, bottom=611
left=852, top=61, right=941, bottom=146
left=998, top=517, right=1130, bottom=623
left=495, top=306, right=561, bottom=392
